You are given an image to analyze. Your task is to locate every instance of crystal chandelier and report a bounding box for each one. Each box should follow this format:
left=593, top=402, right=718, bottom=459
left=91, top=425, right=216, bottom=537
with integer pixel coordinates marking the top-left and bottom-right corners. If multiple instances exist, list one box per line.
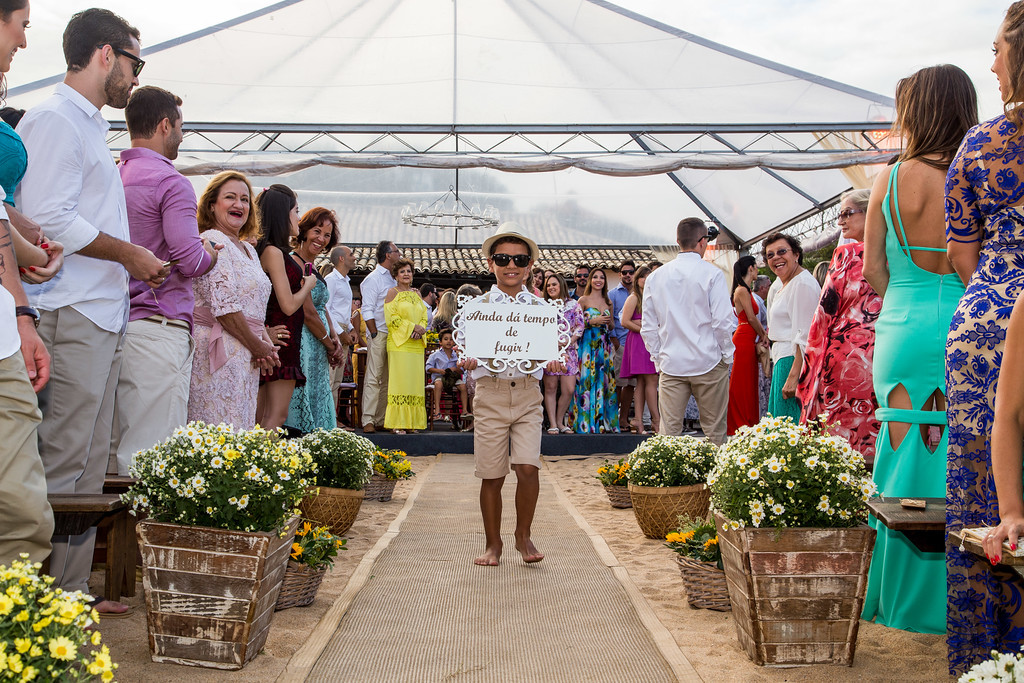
left=401, top=185, right=499, bottom=230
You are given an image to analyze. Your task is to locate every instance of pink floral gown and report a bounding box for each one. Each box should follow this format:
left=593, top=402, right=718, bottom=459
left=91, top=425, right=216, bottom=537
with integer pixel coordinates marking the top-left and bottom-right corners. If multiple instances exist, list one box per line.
left=796, top=242, right=882, bottom=464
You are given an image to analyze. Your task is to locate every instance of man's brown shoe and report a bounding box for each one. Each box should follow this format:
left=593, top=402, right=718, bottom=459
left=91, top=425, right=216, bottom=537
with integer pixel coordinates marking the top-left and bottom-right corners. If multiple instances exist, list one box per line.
left=363, top=424, right=376, bottom=433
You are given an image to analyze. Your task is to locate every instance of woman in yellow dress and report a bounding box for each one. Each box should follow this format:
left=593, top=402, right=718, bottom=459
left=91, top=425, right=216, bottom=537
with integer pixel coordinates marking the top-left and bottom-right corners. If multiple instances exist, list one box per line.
left=384, top=258, right=428, bottom=433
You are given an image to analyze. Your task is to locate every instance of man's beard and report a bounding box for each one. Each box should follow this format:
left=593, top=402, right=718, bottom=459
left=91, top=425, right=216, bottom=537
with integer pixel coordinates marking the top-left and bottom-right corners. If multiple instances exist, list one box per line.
left=103, top=60, right=132, bottom=109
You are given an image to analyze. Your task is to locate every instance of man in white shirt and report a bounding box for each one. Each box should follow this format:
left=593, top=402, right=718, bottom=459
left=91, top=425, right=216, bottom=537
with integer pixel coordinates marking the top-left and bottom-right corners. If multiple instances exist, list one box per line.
left=641, top=217, right=735, bottom=444
left=17, top=9, right=167, bottom=611
left=0, top=196, right=54, bottom=567
left=359, top=240, right=400, bottom=432
left=326, top=245, right=356, bottom=413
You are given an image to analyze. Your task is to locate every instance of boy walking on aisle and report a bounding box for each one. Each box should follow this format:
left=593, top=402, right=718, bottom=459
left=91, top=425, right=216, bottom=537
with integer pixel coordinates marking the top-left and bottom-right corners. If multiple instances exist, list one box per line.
left=459, top=224, right=565, bottom=566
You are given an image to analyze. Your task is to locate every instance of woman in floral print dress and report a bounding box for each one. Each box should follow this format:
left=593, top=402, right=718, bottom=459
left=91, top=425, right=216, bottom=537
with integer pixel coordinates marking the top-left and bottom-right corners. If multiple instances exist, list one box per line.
left=572, top=268, right=619, bottom=434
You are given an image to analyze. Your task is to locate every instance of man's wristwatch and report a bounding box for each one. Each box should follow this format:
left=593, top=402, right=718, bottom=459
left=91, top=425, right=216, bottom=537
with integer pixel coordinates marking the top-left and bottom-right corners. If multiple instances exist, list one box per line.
left=369, top=330, right=378, bottom=339
left=15, top=306, right=39, bottom=328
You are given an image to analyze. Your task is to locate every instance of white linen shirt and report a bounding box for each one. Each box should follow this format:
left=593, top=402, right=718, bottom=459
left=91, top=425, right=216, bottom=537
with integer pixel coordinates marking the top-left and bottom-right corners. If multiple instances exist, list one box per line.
left=359, top=263, right=396, bottom=331
left=0, top=193, right=18, bottom=360
left=18, top=83, right=130, bottom=333
left=325, top=270, right=352, bottom=335
left=767, top=269, right=821, bottom=363
left=640, top=251, right=735, bottom=377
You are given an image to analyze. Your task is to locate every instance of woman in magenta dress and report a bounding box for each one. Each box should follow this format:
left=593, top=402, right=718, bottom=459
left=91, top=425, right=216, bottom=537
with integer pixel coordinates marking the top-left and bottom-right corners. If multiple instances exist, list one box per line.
left=796, top=189, right=882, bottom=464
left=619, top=266, right=660, bottom=434
left=727, top=256, right=766, bottom=435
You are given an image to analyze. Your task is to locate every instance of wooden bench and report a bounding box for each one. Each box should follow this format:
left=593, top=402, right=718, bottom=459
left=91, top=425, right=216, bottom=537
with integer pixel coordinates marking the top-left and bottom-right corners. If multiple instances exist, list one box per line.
left=47, top=493, right=136, bottom=602
left=866, top=496, right=945, bottom=553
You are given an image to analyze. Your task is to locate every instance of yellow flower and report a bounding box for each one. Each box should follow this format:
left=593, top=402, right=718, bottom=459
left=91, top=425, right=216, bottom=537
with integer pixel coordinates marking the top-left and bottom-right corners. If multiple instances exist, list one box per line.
left=20, top=665, right=38, bottom=681
left=48, top=636, right=77, bottom=661
left=291, top=543, right=303, bottom=559
left=14, top=638, right=30, bottom=654
left=13, top=609, right=29, bottom=622
left=225, top=449, right=240, bottom=461
left=665, top=532, right=685, bottom=543
left=703, top=537, right=719, bottom=550
left=0, top=593, right=14, bottom=615
left=91, top=631, right=103, bottom=646
left=102, top=670, right=115, bottom=682
left=297, top=522, right=313, bottom=538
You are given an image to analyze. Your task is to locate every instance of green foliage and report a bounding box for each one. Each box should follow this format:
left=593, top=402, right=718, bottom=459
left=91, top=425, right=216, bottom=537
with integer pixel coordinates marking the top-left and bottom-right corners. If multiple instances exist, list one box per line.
left=595, top=458, right=630, bottom=487
left=289, top=521, right=346, bottom=570
left=709, top=416, right=876, bottom=530
left=301, top=428, right=375, bottom=490
left=626, top=435, right=717, bottom=487
left=373, top=449, right=415, bottom=481
left=665, top=517, right=721, bottom=564
left=125, top=422, right=314, bottom=533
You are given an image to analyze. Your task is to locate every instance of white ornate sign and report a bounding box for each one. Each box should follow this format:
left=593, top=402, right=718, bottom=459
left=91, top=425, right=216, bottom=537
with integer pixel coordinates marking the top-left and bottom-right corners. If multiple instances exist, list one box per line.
left=453, top=289, right=571, bottom=375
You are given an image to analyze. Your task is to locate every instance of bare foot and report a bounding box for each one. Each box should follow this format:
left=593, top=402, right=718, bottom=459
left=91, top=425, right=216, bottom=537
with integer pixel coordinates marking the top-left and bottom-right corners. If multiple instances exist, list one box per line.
left=474, top=545, right=502, bottom=566
left=89, top=598, right=133, bottom=618
left=515, top=538, right=544, bottom=563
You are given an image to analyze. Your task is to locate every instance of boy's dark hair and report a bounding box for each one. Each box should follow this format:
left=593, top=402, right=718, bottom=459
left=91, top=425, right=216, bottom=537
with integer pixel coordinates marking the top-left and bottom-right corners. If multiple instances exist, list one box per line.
left=489, top=235, right=533, bottom=260
left=125, top=86, right=182, bottom=140
left=64, top=8, right=140, bottom=73
left=439, top=329, right=453, bottom=342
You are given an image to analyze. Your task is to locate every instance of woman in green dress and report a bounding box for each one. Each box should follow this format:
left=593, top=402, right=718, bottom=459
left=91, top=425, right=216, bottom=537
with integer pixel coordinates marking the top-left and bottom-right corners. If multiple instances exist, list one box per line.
left=860, top=64, right=976, bottom=634
left=383, top=259, right=428, bottom=433
left=286, top=208, right=342, bottom=435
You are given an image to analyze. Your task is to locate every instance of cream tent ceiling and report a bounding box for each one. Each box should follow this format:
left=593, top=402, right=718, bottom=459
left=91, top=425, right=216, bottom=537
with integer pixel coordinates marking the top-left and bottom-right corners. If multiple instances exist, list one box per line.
left=9, top=0, right=897, bottom=247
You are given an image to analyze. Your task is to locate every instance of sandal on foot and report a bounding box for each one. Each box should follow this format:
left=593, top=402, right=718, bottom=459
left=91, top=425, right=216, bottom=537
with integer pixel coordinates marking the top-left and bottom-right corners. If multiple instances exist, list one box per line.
left=559, top=426, right=573, bottom=434
left=546, top=427, right=559, bottom=435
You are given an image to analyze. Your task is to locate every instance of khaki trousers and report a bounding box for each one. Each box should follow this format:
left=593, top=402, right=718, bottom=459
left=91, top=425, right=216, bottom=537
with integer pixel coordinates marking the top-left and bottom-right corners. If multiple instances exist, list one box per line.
left=114, top=318, right=194, bottom=475
left=0, top=351, right=54, bottom=565
left=36, top=306, right=122, bottom=593
left=659, top=360, right=730, bottom=445
left=361, top=331, right=388, bottom=427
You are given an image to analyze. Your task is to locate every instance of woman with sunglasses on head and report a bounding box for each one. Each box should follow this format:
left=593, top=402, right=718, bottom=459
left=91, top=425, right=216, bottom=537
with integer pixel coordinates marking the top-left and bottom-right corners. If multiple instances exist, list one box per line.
left=796, top=189, right=882, bottom=465
left=572, top=268, right=619, bottom=433
left=761, top=232, right=820, bottom=421
left=859, top=65, right=976, bottom=641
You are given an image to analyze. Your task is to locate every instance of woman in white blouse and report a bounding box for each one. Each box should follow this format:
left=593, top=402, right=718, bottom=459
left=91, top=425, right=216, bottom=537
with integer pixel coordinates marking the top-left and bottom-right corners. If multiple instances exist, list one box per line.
left=762, top=232, right=821, bottom=420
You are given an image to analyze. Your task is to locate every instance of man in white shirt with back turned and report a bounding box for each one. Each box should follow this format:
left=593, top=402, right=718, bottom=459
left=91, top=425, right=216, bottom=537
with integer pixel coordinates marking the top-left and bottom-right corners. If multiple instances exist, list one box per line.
left=17, top=8, right=167, bottom=613
left=326, top=244, right=355, bottom=414
left=641, top=217, right=734, bottom=445
left=359, top=240, right=400, bottom=432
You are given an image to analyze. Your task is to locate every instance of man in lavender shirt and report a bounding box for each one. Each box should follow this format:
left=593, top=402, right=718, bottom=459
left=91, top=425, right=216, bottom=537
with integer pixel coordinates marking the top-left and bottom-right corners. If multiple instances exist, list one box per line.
left=113, top=86, right=218, bottom=474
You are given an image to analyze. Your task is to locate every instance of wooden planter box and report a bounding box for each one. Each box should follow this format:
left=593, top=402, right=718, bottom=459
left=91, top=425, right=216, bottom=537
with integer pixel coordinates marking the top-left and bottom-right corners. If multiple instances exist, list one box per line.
left=137, top=516, right=299, bottom=670
left=714, top=512, right=874, bottom=666
left=628, top=482, right=710, bottom=539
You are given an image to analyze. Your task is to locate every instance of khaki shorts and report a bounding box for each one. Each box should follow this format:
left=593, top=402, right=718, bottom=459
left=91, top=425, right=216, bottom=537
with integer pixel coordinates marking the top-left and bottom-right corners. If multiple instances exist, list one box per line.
left=473, top=375, right=543, bottom=479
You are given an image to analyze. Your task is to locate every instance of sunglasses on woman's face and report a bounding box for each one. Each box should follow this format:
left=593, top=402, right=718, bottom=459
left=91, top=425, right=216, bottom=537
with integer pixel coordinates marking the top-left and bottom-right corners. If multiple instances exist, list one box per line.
left=491, top=253, right=531, bottom=267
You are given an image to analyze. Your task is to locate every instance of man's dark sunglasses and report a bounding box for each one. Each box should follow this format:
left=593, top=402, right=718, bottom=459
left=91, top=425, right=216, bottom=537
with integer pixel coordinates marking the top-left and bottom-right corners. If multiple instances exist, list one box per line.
left=491, top=253, right=531, bottom=268
left=620, top=269, right=635, bottom=275
left=103, top=45, right=145, bottom=77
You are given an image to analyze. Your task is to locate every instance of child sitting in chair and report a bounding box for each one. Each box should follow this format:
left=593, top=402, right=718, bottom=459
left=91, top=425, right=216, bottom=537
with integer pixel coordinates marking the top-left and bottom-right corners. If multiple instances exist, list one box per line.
left=426, top=329, right=470, bottom=422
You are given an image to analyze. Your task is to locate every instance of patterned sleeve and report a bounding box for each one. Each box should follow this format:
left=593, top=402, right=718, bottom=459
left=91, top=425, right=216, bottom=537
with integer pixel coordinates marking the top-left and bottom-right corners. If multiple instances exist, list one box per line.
left=203, top=238, right=244, bottom=317
left=945, top=123, right=986, bottom=244
left=385, top=296, right=415, bottom=346
left=565, top=300, right=585, bottom=343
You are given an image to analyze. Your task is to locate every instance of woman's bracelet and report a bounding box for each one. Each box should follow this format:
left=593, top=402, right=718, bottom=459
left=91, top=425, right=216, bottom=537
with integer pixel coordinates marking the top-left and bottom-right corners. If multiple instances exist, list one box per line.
left=321, top=332, right=330, bottom=341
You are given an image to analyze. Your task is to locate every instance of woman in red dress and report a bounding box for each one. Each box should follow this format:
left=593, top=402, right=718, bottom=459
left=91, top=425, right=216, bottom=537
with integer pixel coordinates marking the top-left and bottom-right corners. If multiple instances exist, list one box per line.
left=796, top=188, right=882, bottom=464
left=727, top=256, right=766, bottom=435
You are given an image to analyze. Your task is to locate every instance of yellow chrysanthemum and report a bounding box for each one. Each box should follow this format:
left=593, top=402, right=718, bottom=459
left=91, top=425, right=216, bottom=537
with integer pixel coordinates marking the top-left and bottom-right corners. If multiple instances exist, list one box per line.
left=48, top=636, right=77, bottom=661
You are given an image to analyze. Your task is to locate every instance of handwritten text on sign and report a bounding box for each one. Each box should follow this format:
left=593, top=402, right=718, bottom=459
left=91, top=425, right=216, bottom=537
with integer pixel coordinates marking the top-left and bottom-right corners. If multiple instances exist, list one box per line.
left=460, top=301, right=559, bottom=362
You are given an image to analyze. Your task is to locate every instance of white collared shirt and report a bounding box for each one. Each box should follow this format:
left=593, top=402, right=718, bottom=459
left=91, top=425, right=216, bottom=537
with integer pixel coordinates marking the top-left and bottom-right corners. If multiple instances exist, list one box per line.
left=325, top=270, right=352, bottom=335
left=359, top=263, right=396, bottom=330
left=767, top=268, right=821, bottom=363
left=0, top=193, right=18, bottom=360
left=640, top=251, right=735, bottom=377
left=18, top=83, right=130, bottom=333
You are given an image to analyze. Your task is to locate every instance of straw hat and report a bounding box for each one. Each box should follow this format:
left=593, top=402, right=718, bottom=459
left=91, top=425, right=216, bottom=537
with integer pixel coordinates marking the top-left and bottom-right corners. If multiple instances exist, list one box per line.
left=480, top=222, right=539, bottom=262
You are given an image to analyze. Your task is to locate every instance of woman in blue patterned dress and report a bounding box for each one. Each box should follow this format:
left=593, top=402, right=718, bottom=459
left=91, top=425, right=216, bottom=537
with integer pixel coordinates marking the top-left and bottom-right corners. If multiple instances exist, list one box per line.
left=572, top=268, right=619, bottom=433
left=946, top=4, right=1024, bottom=673
left=286, top=208, right=342, bottom=435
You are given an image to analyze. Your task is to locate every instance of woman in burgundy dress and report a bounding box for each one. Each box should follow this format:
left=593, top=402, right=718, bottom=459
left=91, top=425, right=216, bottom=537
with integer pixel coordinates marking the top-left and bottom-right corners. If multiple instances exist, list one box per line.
left=796, top=188, right=882, bottom=464
left=255, top=184, right=316, bottom=429
left=727, top=256, right=766, bottom=435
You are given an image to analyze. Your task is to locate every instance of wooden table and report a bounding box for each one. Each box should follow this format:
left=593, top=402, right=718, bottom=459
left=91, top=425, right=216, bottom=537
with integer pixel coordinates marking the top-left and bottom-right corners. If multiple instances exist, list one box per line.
left=866, top=497, right=945, bottom=553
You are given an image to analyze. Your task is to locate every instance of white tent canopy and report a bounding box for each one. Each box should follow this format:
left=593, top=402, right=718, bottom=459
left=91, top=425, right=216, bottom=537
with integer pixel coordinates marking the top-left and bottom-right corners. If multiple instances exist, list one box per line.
left=10, top=0, right=897, bottom=247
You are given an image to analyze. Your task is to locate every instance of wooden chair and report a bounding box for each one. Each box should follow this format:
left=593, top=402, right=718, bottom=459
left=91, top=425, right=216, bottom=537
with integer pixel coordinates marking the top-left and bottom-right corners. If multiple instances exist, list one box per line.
left=336, top=382, right=360, bottom=428
left=425, top=369, right=466, bottom=431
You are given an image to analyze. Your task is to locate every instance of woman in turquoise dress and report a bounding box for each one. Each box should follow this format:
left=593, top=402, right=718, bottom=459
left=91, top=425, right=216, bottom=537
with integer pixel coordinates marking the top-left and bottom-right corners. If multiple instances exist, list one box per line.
left=572, top=268, right=619, bottom=433
left=859, top=65, right=975, bottom=637
left=945, top=6, right=1024, bottom=673
left=286, top=208, right=342, bottom=435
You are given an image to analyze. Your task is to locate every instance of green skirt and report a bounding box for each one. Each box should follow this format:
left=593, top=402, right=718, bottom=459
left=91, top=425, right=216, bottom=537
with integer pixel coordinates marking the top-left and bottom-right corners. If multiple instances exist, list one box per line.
left=767, top=355, right=801, bottom=420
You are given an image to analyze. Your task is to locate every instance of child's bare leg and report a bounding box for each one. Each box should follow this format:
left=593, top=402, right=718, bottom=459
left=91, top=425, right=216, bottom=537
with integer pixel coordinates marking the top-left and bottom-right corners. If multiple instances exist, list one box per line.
left=512, top=464, right=544, bottom=563
left=458, top=384, right=469, bottom=413
left=475, top=476, right=504, bottom=566
left=432, top=379, right=443, bottom=415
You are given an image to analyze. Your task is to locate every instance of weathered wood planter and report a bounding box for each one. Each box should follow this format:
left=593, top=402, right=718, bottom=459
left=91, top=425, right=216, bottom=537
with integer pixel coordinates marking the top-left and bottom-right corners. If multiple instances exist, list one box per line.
left=137, top=516, right=299, bottom=670
left=299, top=485, right=363, bottom=535
left=714, top=512, right=875, bottom=666
left=364, top=474, right=398, bottom=502
left=628, top=482, right=710, bottom=539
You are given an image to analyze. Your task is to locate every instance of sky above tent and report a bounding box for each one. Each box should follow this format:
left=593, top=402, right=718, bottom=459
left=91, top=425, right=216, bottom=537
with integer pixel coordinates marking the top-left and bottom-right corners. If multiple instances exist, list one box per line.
left=4, top=1, right=1007, bottom=247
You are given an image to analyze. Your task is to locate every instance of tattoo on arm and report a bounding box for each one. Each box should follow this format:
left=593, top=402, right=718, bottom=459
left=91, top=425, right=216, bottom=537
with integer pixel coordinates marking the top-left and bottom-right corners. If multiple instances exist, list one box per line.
left=0, top=220, right=12, bottom=285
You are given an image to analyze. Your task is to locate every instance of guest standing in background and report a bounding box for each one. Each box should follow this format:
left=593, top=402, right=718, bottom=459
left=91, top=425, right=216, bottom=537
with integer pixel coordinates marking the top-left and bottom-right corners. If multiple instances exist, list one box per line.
left=189, top=172, right=278, bottom=429
left=420, top=282, right=437, bottom=328
left=726, top=256, right=765, bottom=435
left=383, top=258, right=428, bottom=433
left=573, top=268, right=619, bottom=433
left=432, top=289, right=457, bottom=332
left=619, top=265, right=660, bottom=434
left=286, top=207, right=341, bottom=434
left=360, top=240, right=401, bottom=433
left=609, top=260, right=635, bottom=431
left=325, top=244, right=356, bottom=412
left=753, top=274, right=771, bottom=417
left=945, top=7, right=1024, bottom=669
left=542, top=274, right=584, bottom=434
left=255, top=184, right=316, bottom=430
left=797, top=189, right=882, bottom=464
left=859, top=64, right=974, bottom=640
left=762, top=232, right=820, bottom=421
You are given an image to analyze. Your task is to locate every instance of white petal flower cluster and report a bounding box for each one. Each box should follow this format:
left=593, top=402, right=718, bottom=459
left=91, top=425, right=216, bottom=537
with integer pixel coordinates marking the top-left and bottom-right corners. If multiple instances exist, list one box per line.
left=959, top=648, right=1024, bottom=682
left=626, top=435, right=718, bottom=488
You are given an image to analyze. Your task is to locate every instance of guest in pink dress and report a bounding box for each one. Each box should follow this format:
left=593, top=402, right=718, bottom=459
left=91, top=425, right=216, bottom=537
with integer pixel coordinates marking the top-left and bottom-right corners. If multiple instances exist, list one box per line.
left=619, top=266, right=660, bottom=434
left=189, top=171, right=279, bottom=429
left=542, top=274, right=585, bottom=433
left=797, top=188, right=882, bottom=464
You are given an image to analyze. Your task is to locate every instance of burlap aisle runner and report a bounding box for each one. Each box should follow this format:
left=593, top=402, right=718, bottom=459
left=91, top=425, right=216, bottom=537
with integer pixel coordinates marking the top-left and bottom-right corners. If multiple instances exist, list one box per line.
left=306, top=454, right=686, bottom=682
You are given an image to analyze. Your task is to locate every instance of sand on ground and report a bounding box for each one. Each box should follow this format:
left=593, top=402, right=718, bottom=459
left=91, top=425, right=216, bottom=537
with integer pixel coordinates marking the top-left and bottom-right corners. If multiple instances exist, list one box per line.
left=96, top=454, right=952, bottom=681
